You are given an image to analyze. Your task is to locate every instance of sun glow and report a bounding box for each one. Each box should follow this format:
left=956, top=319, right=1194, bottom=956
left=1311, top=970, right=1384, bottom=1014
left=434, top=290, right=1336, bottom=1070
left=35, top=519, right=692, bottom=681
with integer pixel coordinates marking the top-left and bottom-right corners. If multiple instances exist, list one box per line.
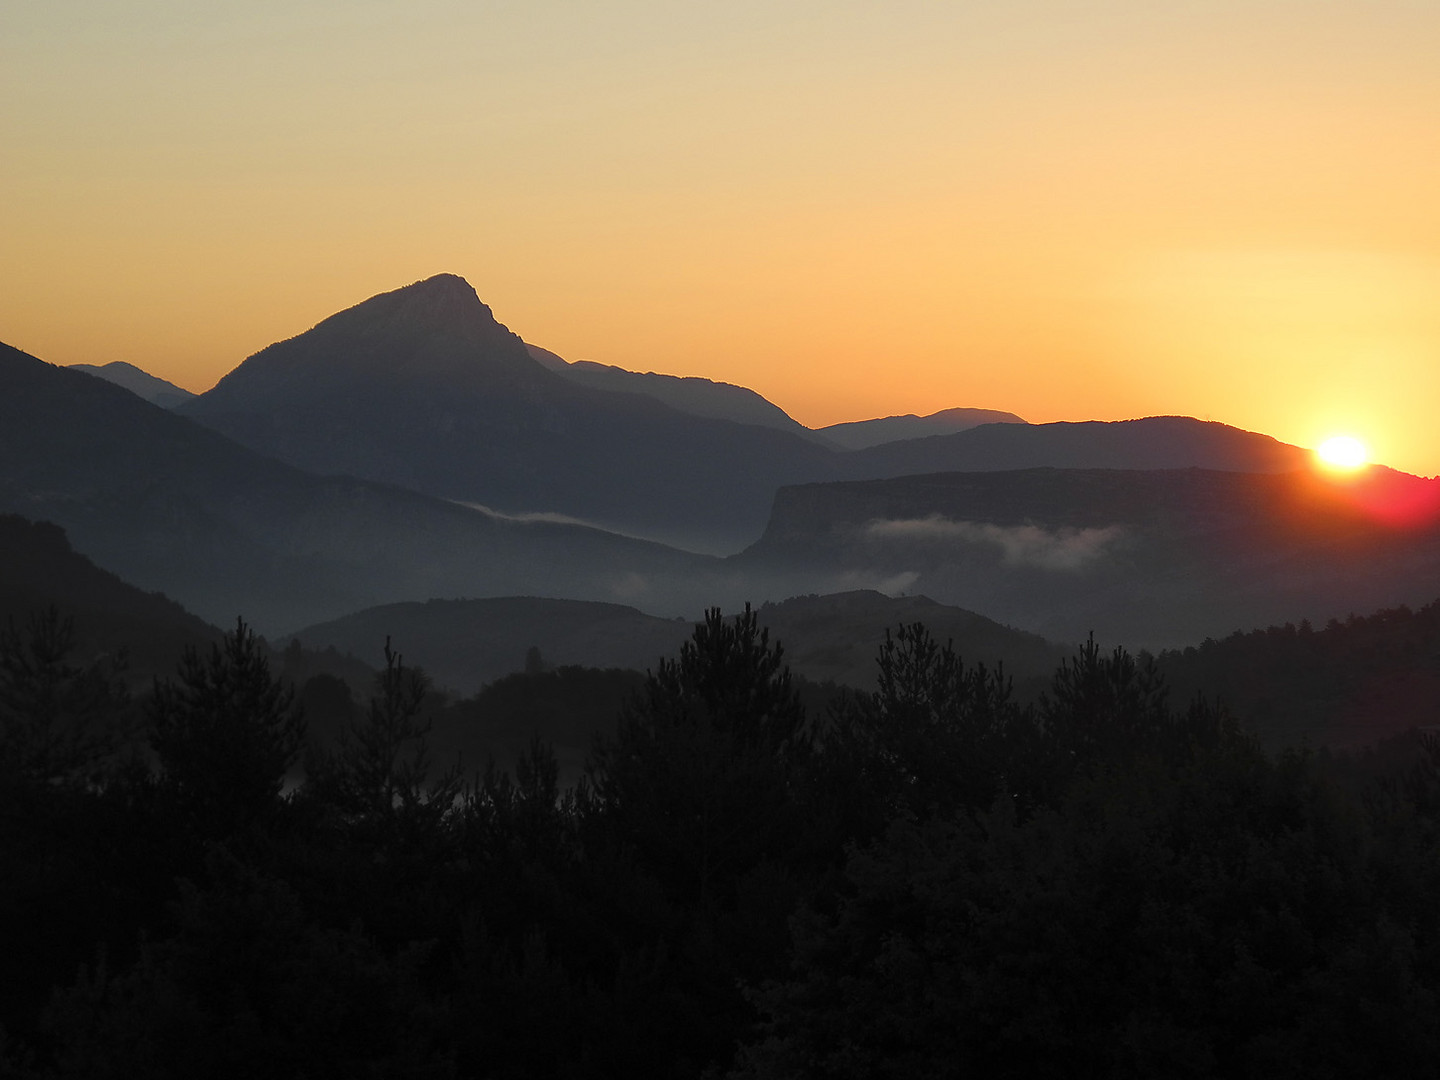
left=1317, top=435, right=1370, bottom=471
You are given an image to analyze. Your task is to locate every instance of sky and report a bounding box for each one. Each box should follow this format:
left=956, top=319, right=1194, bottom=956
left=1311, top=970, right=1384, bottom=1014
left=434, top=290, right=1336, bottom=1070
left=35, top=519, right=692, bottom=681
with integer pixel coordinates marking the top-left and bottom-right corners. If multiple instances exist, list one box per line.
left=3, top=1, right=1439, bottom=476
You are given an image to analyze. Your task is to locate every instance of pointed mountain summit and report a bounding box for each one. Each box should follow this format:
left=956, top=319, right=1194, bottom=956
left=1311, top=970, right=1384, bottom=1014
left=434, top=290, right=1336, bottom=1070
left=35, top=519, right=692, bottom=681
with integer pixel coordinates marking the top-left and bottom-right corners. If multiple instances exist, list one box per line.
left=181, top=276, right=839, bottom=551
left=200, top=273, right=545, bottom=393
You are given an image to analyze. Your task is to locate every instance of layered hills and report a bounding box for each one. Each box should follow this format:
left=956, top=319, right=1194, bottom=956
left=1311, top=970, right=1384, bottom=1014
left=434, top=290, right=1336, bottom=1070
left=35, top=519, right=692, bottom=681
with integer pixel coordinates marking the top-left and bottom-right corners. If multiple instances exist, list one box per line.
left=0, top=513, right=220, bottom=682
left=176, top=275, right=1320, bottom=554
left=288, top=590, right=1066, bottom=697
left=0, top=514, right=377, bottom=700
left=818, top=407, right=1028, bottom=449
left=0, top=341, right=716, bottom=633
left=14, top=271, right=1433, bottom=672
left=69, top=361, right=195, bottom=408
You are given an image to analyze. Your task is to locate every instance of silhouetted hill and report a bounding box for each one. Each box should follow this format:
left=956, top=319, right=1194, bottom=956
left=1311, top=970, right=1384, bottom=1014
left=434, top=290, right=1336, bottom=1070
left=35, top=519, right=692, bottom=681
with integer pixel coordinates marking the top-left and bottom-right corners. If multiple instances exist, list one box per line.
left=1158, top=599, right=1440, bottom=750
left=289, top=597, right=694, bottom=696
left=68, top=361, right=195, bottom=408
left=754, top=590, right=1067, bottom=695
left=290, top=590, right=1067, bottom=698
left=0, top=512, right=376, bottom=721
left=818, top=407, right=1027, bottom=449
left=842, top=416, right=1313, bottom=477
left=737, top=466, right=1440, bottom=648
left=0, top=340, right=718, bottom=634
left=0, top=514, right=221, bottom=682
left=525, top=342, right=833, bottom=446
left=178, top=276, right=837, bottom=551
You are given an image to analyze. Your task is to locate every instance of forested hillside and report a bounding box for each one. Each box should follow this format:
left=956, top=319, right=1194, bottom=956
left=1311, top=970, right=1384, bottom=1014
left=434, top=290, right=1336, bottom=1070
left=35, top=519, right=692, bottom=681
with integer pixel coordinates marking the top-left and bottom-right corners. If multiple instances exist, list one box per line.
left=1159, top=599, right=1440, bottom=749
left=5, top=607, right=1440, bottom=1077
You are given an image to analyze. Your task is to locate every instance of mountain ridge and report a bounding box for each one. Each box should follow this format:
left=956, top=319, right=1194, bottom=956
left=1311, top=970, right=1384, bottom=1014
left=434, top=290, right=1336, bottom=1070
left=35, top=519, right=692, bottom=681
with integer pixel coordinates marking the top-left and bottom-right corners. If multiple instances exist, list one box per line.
left=173, top=274, right=1332, bottom=553
left=69, top=361, right=196, bottom=408
left=820, top=407, right=1028, bottom=449
left=0, top=338, right=719, bottom=633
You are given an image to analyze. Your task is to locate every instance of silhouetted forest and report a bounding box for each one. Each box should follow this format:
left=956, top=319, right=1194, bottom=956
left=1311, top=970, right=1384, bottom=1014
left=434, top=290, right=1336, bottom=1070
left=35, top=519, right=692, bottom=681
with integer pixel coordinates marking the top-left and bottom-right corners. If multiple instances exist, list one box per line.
left=5, top=605, right=1440, bottom=1077
left=1159, top=598, right=1440, bottom=750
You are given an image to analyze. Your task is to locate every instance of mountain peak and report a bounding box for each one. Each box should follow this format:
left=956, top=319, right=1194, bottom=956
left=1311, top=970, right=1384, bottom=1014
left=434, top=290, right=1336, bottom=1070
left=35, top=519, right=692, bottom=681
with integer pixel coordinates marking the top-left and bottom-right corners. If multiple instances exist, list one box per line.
left=188, top=273, right=545, bottom=402
left=322, top=273, right=500, bottom=337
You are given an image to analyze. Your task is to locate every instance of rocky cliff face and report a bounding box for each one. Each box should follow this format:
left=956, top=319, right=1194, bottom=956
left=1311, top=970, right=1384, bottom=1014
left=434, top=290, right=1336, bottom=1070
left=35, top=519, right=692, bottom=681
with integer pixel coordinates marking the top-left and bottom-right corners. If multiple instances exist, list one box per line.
left=736, top=466, right=1440, bottom=648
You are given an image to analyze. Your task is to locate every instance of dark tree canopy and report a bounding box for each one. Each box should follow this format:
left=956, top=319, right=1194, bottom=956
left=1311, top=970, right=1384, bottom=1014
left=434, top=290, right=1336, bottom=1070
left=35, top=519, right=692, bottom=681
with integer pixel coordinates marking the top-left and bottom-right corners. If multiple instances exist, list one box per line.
left=149, top=618, right=304, bottom=834
left=8, top=603, right=1440, bottom=1079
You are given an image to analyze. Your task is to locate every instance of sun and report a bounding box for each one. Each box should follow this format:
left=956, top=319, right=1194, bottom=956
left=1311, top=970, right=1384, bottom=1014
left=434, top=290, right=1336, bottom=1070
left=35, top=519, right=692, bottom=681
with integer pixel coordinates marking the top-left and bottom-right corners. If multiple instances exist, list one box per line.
left=1316, top=435, right=1369, bottom=471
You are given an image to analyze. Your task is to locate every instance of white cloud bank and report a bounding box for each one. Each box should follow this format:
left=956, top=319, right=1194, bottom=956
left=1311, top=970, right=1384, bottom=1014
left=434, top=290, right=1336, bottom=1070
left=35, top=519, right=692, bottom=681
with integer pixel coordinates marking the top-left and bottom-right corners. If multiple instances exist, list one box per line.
left=865, top=516, right=1124, bottom=571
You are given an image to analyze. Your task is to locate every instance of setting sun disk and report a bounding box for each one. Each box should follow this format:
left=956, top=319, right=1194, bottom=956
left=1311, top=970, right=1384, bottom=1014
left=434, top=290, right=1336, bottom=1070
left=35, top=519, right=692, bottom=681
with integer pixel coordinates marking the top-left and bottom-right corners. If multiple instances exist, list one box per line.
left=1316, top=435, right=1369, bottom=471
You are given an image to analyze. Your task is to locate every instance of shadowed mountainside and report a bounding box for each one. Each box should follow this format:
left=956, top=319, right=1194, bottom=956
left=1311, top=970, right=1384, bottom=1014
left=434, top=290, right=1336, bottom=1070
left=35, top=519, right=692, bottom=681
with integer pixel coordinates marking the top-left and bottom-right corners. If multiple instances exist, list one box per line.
left=0, top=340, right=718, bottom=634
left=736, top=466, right=1440, bottom=649
left=525, top=342, right=834, bottom=446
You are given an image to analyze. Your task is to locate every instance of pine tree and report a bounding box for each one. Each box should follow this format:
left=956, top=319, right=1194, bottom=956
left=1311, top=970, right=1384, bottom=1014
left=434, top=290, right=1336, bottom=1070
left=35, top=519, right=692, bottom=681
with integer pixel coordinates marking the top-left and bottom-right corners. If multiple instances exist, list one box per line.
left=149, top=618, right=304, bottom=835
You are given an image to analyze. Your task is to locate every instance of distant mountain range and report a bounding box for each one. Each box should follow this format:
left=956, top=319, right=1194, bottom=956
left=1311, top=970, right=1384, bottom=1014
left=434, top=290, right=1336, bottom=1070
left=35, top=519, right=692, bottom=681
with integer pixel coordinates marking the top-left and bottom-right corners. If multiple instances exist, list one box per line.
left=818, top=407, right=1028, bottom=449
left=170, top=274, right=1324, bottom=553
left=69, top=360, right=195, bottom=408
left=9, top=270, right=1435, bottom=661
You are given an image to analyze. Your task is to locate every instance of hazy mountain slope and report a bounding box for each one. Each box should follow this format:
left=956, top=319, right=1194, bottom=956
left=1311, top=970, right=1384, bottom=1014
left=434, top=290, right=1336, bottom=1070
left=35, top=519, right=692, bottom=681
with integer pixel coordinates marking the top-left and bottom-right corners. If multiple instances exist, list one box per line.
left=69, top=361, right=196, bottom=408
left=753, top=590, right=1068, bottom=694
left=737, top=466, right=1440, bottom=649
left=1158, top=599, right=1440, bottom=750
left=0, top=340, right=718, bottom=634
left=0, top=513, right=222, bottom=682
left=842, top=416, right=1314, bottom=477
left=525, top=342, right=832, bottom=445
left=289, top=597, right=694, bottom=696
left=178, top=275, right=837, bottom=552
left=819, top=407, right=1027, bottom=449
left=0, top=512, right=374, bottom=702
left=291, top=589, right=1067, bottom=697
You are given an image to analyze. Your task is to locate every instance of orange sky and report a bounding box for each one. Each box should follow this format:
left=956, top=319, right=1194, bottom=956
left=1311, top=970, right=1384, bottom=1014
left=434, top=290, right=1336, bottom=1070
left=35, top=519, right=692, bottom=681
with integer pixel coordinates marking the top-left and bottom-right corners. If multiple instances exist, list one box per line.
left=3, top=2, right=1438, bottom=475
